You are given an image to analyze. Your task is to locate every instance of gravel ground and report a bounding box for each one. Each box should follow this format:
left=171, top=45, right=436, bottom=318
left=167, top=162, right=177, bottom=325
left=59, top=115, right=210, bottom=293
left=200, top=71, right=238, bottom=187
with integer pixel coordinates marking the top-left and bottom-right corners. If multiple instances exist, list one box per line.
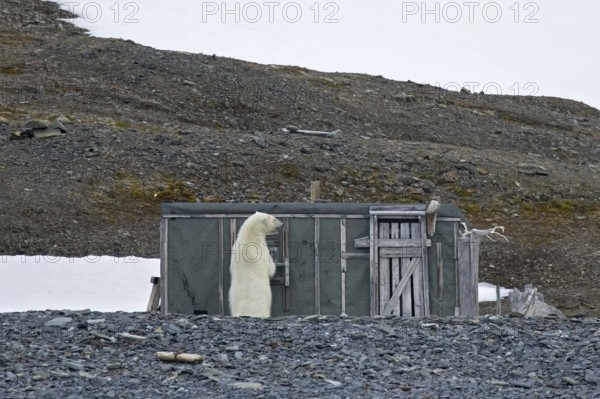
left=1, top=311, right=600, bottom=398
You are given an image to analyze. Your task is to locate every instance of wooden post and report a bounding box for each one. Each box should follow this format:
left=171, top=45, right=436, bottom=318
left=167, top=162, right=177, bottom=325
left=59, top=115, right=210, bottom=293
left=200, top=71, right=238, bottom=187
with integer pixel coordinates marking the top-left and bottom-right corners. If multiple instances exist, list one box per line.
left=471, top=235, right=480, bottom=317
left=496, top=285, right=501, bottom=315
left=310, top=181, right=321, bottom=202
left=147, top=277, right=161, bottom=313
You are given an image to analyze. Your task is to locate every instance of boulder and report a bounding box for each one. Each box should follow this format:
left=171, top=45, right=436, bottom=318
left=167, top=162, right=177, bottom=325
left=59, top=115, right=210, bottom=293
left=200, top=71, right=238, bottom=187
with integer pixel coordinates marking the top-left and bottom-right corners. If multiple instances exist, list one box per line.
left=509, top=284, right=565, bottom=318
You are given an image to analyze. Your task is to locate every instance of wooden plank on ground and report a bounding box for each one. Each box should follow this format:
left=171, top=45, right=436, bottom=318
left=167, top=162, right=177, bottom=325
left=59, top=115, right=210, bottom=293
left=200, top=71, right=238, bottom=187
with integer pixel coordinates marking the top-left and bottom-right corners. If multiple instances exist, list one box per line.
left=156, top=352, right=205, bottom=364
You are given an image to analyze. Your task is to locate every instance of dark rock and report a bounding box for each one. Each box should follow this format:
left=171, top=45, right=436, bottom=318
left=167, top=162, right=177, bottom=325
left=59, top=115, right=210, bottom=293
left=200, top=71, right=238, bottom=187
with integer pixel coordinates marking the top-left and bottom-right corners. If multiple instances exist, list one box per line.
left=562, top=376, right=578, bottom=385
left=585, top=370, right=599, bottom=384
left=299, top=145, right=311, bottom=154
left=65, top=362, right=84, bottom=371
left=252, top=133, right=267, bottom=148
left=510, top=379, right=536, bottom=389
left=44, top=317, right=73, bottom=327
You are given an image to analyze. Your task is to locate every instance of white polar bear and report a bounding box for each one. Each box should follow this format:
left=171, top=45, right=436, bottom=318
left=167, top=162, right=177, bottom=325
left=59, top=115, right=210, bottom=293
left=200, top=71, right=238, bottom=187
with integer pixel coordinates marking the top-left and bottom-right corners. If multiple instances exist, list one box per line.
left=229, top=211, right=283, bottom=318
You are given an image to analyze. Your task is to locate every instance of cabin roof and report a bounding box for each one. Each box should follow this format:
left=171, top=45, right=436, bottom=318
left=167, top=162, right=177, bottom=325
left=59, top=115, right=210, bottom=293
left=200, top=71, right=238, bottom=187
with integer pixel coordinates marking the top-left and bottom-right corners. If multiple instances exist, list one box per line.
left=162, top=202, right=465, bottom=220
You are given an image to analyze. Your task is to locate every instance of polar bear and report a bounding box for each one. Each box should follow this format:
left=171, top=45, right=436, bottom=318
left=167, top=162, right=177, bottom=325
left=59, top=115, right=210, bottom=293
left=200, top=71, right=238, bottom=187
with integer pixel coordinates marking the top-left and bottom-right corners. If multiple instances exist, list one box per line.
left=228, top=211, right=283, bottom=318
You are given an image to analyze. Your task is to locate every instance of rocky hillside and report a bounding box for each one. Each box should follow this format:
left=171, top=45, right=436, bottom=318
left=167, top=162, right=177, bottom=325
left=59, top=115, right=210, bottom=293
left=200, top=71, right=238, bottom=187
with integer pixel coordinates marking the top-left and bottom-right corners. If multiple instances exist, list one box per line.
left=1, top=0, right=599, bottom=315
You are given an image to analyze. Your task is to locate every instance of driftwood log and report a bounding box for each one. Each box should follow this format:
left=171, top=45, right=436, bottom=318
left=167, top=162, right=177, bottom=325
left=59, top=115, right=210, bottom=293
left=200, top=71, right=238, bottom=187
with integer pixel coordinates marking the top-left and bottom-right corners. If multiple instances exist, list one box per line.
left=155, top=352, right=206, bottom=364
left=282, top=126, right=341, bottom=138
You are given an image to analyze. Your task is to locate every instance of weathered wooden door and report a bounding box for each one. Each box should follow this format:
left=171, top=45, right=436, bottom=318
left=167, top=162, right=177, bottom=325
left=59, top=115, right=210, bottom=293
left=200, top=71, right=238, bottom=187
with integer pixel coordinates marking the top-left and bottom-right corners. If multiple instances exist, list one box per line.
left=370, top=211, right=430, bottom=317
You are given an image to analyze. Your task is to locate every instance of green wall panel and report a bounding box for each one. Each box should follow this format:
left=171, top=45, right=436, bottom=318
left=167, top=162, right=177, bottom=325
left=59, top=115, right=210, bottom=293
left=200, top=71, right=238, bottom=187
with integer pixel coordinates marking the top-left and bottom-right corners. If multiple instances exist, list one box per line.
left=287, top=218, right=316, bottom=315
left=167, top=218, right=220, bottom=314
left=427, top=220, right=458, bottom=317
left=319, top=218, right=342, bottom=315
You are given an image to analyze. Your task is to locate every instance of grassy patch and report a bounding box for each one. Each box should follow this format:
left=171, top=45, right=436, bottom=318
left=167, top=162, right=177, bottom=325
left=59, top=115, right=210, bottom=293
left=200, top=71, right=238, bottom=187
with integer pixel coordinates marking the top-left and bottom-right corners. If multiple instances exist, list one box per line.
left=153, top=180, right=197, bottom=202
left=113, top=120, right=132, bottom=129
left=276, top=65, right=307, bottom=76
left=48, top=114, right=74, bottom=122
left=460, top=197, right=599, bottom=231
left=202, top=195, right=225, bottom=203
left=461, top=202, right=498, bottom=218
left=91, top=175, right=197, bottom=219
left=447, top=184, right=474, bottom=199
left=0, top=31, right=39, bottom=46
left=280, top=163, right=300, bottom=179
left=519, top=199, right=589, bottom=218
left=1, top=63, right=26, bottom=75
left=309, top=76, right=340, bottom=89
left=398, top=193, right=426, bottom=203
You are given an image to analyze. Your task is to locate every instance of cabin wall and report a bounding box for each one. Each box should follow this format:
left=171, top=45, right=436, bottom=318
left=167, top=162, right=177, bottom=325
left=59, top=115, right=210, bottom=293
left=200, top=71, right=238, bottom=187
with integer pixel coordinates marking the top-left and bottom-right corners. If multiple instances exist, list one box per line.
left=427, top=220, right=459, bottom=317
left=343, top=218, right=371, bottom=316
left=160, top=203, right=469, bottom=317
left=164, top=217, right=222, bottom=315
left=281, top=217, right=315, bottom=316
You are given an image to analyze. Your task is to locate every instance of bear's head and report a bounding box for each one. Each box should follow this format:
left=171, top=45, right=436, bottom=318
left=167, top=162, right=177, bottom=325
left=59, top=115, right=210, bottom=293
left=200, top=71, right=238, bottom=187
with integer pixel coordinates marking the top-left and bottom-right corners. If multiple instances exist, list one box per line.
left=260, top=212, right=283, bottom=235
left=246, top=211, right=283, bottom=236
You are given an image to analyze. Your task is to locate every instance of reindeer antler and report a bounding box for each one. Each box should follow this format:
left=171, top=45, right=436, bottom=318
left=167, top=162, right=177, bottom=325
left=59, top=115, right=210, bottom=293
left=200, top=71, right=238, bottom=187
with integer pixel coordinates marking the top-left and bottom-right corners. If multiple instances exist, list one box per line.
left=460, top=223, right=508, bottom=242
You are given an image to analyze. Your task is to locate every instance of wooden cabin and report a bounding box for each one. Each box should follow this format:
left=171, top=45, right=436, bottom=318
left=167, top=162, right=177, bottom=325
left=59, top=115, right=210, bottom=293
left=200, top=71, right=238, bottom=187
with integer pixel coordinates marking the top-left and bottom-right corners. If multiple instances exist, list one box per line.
left=159, top=203, right=480, bottom=317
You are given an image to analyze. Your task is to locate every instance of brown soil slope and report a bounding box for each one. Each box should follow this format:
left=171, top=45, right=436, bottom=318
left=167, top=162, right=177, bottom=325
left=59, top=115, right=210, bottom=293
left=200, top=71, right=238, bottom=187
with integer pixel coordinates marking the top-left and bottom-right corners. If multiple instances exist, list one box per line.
left=1, top=0, right=599, bottom=315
